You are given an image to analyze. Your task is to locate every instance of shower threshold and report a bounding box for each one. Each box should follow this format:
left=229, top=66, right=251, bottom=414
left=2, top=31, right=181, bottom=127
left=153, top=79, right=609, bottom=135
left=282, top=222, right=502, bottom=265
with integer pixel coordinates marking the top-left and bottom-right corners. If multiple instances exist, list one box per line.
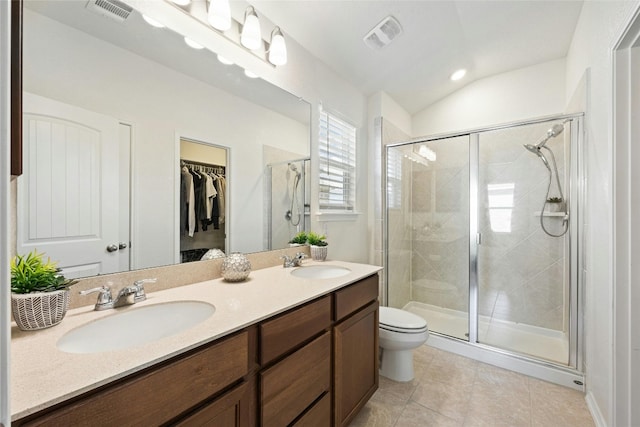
left=404, top=301, right=569, bottom=365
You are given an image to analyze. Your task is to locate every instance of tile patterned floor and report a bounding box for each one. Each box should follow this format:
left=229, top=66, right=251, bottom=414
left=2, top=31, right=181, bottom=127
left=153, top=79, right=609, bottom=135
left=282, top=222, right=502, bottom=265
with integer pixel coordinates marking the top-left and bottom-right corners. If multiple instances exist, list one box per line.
left=350, top=345, right=595, bottom=427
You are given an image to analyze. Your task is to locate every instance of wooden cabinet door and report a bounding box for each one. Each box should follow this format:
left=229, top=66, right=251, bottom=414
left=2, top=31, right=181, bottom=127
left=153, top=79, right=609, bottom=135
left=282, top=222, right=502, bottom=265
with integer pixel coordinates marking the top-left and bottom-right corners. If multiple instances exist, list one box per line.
left=333, top=301, right=379, bottom=427
left=174, top=381, right=252, bottom=427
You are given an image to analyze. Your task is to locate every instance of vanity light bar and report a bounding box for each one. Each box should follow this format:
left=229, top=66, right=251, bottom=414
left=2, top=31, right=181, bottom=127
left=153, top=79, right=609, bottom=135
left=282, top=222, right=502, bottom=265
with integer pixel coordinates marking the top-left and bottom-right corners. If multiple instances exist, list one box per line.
left=160, top=0, right=287, bottom=68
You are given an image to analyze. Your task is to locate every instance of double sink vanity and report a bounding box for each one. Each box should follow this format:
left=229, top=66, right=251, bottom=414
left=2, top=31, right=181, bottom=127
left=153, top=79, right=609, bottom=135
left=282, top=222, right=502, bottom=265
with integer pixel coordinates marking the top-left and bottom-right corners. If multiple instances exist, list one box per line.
left=11, top=259, right=382, bottom=426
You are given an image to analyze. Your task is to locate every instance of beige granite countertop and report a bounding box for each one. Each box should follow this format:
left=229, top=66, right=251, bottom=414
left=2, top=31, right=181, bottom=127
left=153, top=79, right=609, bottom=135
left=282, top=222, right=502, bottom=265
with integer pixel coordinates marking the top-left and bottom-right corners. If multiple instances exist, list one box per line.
left=10, top=260, right=382, bottom=421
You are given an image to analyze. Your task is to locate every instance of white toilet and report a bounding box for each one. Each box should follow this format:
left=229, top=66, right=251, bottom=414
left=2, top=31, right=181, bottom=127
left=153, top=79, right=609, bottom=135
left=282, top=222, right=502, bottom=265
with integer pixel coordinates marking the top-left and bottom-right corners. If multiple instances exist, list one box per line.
left=379, top=306, right=429, bottom=382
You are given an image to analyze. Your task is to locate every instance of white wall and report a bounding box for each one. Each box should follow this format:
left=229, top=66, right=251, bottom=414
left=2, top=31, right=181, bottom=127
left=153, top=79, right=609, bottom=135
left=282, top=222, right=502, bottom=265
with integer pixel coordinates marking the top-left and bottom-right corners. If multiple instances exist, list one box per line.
left=564, top=1, right=640, bottom=425
left=412, top=59, right=567, bottom=137
left=22, top=10, right=309, bottom=268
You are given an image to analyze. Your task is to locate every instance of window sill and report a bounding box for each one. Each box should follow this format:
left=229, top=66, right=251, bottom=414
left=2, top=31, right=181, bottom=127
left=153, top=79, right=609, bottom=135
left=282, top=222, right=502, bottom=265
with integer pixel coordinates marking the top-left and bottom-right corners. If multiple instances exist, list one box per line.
left=315, top=212, right=362, bottom=222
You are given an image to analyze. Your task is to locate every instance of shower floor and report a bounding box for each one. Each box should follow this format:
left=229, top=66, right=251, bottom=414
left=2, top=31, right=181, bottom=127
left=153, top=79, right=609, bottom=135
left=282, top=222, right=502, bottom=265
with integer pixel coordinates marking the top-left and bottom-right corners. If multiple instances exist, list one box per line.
left=404, top=301, right=569, bottom=365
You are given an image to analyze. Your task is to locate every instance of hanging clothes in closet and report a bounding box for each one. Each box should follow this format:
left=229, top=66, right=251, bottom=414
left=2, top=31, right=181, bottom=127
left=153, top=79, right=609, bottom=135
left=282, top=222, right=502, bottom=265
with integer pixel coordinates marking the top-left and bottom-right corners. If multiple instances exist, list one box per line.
left=180, top=160, right=226, bottom=237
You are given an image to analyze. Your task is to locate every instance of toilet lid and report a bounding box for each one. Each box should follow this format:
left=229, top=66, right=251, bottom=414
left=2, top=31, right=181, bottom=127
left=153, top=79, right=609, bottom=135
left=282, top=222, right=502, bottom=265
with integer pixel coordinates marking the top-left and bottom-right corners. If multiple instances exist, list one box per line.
left=379, top=307, right=428, bottom=331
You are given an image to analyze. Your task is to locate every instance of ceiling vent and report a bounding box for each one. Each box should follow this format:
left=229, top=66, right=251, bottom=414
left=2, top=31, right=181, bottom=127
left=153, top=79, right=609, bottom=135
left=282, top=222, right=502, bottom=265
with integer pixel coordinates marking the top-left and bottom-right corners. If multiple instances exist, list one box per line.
left=363, top=15, right=403, bottom=50
left=85, top=0, right=133, bottom=23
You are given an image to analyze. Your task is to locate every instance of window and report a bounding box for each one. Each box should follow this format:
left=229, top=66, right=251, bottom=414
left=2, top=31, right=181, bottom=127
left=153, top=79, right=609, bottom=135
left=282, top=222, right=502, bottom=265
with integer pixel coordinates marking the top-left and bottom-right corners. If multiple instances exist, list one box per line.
left=386, top=148, right=402, bottom=209
left=319, top=110, right=356, bottom=211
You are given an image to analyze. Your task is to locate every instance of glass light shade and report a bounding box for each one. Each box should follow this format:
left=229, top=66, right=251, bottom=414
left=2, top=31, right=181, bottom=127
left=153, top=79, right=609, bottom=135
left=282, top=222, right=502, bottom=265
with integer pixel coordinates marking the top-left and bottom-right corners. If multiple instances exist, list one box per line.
left=184, top=37, right=204, bottom=50
left=268, top=28, right=287, bottom=66
left=244, top=69, right=259, bottom=79
left=142, top=14, right=165, bottom=28
left=170, top=0, right=191, bottom=5
left=217, top=54, right=234, bottom=65
left=208, top=0, right=231, bottom=31
left=241, top=8, right=262, bottom=50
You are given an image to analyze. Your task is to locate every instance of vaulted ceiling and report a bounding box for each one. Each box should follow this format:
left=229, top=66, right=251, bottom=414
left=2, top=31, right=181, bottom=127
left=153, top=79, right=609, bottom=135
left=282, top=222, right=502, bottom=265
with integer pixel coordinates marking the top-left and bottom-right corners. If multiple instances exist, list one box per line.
left=254, top=1, right=584, bottom=113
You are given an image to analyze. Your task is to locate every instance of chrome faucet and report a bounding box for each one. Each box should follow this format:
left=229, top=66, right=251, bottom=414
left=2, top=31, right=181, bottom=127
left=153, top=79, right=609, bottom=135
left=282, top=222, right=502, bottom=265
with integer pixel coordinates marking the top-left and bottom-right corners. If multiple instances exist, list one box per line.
left=281, top=252, right=307, bottom=268
left=80, top=279, right=157, bottom=311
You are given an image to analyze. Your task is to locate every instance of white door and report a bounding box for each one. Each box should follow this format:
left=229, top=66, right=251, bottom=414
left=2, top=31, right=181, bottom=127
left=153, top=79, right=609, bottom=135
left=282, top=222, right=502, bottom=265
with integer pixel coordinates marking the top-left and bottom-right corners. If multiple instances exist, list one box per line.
left=18, top=93, right=120, bottom=278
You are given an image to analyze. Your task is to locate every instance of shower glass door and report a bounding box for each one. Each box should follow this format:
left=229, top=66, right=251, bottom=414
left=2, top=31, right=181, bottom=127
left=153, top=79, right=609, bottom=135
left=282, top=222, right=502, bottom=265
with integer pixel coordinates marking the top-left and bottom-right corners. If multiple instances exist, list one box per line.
left=476, top=121, right=570, bottom=364
left=386, top=135, right=470, bottom=340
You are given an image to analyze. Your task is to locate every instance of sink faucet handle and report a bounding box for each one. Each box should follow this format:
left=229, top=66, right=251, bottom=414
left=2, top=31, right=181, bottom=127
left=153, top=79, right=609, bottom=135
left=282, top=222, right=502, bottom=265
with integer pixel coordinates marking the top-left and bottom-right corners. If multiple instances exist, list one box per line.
left=294, top=252, right=307, bottom=266
left=132, top=278, right=157, bottom=302
left=79, top=285, right=113, bottom=310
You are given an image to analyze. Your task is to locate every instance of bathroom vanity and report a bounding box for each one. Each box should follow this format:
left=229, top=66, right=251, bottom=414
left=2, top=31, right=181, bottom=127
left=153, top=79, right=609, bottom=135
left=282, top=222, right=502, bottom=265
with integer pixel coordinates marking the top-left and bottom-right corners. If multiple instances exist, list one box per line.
left=11, top=261, right=381, bottom=426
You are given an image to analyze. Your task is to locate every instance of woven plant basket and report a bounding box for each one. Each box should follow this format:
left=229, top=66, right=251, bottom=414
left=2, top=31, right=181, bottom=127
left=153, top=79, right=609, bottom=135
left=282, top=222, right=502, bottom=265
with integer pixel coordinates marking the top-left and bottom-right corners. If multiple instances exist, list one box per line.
left=11, top=290, right=70, bottom=331
left=310, top=245, right=328, bottom=261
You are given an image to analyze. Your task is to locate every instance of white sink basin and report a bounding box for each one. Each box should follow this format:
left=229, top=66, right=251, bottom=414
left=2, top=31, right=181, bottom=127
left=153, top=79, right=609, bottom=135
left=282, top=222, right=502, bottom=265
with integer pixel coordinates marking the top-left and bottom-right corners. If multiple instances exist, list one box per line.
left=56, top=301, right=215, bottom=354
left=291, top=265, right=351, bottom=279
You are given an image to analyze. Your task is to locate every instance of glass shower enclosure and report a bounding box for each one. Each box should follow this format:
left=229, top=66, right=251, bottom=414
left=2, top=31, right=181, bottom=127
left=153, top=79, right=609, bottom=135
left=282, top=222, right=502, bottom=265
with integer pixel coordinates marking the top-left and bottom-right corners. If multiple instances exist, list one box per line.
left=385, top=116, right=582, bottom=368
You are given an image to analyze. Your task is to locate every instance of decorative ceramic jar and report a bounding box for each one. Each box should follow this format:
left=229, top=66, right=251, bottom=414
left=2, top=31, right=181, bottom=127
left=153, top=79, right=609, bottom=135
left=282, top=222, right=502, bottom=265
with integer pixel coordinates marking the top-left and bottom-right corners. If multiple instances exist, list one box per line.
left=310, top=245, right=328, bottom=261
left=11, top=289, right=70, bottom=331
left=221, top=252, right=252, bottom=282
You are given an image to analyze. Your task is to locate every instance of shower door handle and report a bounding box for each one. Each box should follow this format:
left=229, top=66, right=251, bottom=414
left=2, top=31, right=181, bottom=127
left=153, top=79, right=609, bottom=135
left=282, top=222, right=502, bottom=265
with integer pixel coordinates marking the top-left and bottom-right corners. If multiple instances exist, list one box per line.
left=476, top=233, right=482, bottom=245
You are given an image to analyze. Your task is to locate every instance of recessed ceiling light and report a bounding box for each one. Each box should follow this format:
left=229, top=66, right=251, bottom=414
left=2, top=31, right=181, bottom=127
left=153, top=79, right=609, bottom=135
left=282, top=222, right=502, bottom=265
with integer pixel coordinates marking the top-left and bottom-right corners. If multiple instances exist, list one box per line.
left=142, top=14, right=164, bottom=28
left=450, top=69, right=466, bottom=81
left=184, top=37, right=204, bottom=50
left=244, top=69, right=259, bottom=79
left=217, top=54, right=234, bottom=65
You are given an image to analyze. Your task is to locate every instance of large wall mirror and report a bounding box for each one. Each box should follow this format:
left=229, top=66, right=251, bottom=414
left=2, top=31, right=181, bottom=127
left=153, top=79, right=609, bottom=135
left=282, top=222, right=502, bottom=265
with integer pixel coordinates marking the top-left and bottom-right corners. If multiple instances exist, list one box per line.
left=15, top=0, right=311, bottom=278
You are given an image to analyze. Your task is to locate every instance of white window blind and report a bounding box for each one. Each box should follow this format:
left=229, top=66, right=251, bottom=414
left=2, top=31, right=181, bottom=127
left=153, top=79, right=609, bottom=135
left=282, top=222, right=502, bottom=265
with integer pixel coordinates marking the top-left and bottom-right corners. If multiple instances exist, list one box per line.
left=319, top=111, right=356, bottom=211
left=387, top=148, right=402, bottom=209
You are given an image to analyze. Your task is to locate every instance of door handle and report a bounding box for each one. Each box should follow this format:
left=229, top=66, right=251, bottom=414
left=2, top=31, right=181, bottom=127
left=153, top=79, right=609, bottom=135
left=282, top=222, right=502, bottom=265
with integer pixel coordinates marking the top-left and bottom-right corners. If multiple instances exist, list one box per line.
left=106, top=244, right=118, bottom=252
left=118, top=242, right=127, bottom=250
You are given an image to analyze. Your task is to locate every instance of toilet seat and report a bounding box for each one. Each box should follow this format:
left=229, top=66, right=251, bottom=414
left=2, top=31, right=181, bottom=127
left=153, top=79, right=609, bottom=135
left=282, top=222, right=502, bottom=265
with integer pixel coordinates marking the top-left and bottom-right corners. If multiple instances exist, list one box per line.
left=379, top=307, right=428, bottom=334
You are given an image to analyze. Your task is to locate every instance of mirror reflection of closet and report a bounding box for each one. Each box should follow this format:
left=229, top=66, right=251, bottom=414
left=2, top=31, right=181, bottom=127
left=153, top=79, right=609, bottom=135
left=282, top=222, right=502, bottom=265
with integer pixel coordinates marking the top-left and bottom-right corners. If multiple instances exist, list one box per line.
left=179, top=138, right=228, bottom=263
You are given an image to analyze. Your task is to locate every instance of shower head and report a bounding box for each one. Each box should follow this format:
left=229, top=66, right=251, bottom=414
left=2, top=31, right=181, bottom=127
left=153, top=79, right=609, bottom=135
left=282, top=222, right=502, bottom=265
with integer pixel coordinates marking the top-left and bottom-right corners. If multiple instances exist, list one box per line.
left=548, top=123, right=565, bottom=138
left=535, top=123, right=565, bottom=149
left=523, top=143, right=551, bottom=170
left=288, top=163, right=298, bottom=172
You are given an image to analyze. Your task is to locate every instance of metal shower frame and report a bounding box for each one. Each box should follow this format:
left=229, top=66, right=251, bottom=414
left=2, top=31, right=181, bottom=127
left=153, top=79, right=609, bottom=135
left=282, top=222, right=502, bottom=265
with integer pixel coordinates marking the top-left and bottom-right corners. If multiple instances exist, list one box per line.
left=382, top=113, right=585, bottom=381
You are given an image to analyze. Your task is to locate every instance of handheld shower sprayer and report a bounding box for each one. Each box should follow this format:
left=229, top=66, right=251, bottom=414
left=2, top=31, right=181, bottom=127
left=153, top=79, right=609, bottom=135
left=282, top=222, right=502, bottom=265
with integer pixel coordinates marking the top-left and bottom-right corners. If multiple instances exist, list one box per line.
left=285, top=162, right=302, bottom=226
left=523, top=143, right=551, bottom=171
left=523, top=121, right=570, bottom=237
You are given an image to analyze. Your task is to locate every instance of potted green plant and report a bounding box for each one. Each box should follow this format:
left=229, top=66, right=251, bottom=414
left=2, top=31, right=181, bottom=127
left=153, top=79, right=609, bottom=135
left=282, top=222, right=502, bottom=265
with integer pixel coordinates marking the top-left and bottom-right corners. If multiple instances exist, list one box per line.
left=307, top=232, right=328, bottom=261
left=545, top=196, right=565, bottom=213
left=10, top=250, right=77, bottom=330
left=288, top=231, right=308, bottom=247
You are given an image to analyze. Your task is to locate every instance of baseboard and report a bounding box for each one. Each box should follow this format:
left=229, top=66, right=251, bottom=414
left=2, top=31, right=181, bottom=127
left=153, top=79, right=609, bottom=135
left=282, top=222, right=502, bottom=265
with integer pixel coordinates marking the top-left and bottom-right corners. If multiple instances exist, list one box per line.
left=585, top=391, right=607, bottom=427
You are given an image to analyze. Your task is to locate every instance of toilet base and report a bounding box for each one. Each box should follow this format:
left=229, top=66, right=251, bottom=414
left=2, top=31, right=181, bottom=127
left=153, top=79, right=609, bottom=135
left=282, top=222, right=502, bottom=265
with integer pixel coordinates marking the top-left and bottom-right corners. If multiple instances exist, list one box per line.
left=379, top=348, right=415, bottom=382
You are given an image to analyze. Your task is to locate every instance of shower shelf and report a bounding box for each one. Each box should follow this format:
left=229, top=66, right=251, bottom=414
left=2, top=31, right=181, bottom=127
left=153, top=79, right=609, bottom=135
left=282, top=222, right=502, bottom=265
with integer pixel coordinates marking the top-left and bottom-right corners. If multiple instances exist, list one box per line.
left=534, top=212, right=569, bottom=219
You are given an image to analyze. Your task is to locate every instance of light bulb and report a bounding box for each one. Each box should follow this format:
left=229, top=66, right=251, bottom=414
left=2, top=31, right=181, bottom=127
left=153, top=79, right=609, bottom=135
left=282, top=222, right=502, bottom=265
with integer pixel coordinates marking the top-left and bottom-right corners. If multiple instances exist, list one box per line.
left=208, top=0, right=231, bottom=31
left=142, top=15, right=165, bottom=28
left=244, top=69, right=259, bottom=79
left=217, top=54, right=234, bottom=65
left=450, top=69, right=466, bottom=81
left=184, top=37, right=204, bottom=50
left=241, top=7, right=262, bottom=50
left=268, top=27, right=287, bottom=66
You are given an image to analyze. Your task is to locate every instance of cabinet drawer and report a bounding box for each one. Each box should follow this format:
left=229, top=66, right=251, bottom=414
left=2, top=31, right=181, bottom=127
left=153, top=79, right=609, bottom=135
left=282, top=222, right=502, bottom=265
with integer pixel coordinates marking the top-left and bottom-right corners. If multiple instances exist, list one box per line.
left=293, top=393, right=331, bottom=427
left=260, top=295, right=331, bottom=365
left=334, top=274, right=378, bottom=321
left=21, top=331, right=249, bottom=427
left=261, top=332, right=331, bottom=427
